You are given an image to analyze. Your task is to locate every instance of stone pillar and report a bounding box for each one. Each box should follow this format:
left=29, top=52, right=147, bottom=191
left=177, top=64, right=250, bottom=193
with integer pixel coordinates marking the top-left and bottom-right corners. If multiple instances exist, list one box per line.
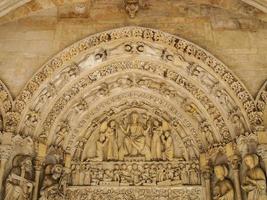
left=200, top=153, right=211, bottom=200
left=226, top=142, right=243, bottom=200
left=32, top=141, right=47, bottom=200
left=257, top=130, right=267, bottom=171
left=229, top=155, right=243, bottom=200
left=202, top=169, right=212, bottom=200
left=32, top=159, right=43, bottom=200
left=64, top=152, right=72, bottom=191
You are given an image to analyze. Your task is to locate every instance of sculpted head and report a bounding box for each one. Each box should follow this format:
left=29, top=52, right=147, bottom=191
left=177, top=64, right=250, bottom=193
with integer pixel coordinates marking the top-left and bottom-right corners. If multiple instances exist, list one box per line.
left=131, top=112, right=139, bottom=123
left=109, top=120, right=116, bottom=128
left=244, top=154, right=259, bottom=169
left=214, top=165, right=228, bottom=181
left=164, top=130, right=171, bottom=137
left=21, top=157, right=32, bottom=173
left=132, top=163, right=138, bottom=170
left=52, top=164, right=63, bottom=180
left=99, top=134, right=106, bottom=142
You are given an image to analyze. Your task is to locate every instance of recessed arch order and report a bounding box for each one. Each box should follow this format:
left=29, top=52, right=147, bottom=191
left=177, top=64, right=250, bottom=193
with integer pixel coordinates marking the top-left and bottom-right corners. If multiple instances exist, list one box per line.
left=10, top=26, right=261, bottom=159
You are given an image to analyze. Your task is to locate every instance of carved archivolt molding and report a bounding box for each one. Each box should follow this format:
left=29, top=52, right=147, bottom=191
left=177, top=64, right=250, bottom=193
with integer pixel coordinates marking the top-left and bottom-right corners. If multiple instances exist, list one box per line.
left=0, top=80, right=14, bottom=132
left=11, top=27, right=259, bottom=153
left=0, top=26, right=267, bottom=200
left=256, top=80, right=267, bottom=125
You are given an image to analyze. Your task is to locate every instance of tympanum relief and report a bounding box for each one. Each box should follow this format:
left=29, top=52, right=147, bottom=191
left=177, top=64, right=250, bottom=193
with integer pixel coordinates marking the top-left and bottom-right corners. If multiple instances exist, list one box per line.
left=0, top=27, right=266, bottom=200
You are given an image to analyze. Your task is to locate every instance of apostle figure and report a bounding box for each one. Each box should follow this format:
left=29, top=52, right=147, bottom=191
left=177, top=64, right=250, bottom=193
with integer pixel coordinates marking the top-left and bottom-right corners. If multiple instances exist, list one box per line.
left=4, top=155, right=33, bottom=200
left=242, top=154, right=267, bottom=200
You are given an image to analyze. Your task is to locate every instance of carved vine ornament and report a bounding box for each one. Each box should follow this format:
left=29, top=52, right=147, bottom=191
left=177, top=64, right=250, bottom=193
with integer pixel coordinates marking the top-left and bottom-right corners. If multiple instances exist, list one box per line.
left=0, top=27, right=266, bottom=200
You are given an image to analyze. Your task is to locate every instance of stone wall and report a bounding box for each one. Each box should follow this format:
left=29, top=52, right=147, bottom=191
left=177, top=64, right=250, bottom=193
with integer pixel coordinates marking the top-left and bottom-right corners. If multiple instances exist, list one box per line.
left=0, top=0, right=266, bottom=97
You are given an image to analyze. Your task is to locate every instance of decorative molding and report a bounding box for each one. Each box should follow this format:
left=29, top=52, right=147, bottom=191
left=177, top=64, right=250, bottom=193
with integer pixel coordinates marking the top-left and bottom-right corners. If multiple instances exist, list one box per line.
left=0, top=26, right=267, bottom=200
left=0, top=0, right=32, bottom=17
left=242, top=0, right=267, bottom=13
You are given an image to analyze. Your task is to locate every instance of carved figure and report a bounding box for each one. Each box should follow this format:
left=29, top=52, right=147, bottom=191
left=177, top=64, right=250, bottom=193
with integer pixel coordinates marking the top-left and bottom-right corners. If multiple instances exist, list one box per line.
left=182, top=101, right=203, bottom=122
left=242, top=154, right=267, bottom=200
left=84, top=165, right=91, bottom=185
left=131, top=163, right=142, bottom=185
left=95, top=134, right=108, bottom=161
left=119, top=112, right=151, bottom=160
left=113, top=164, right=121, bottom=182
left=184, top=138, right=198, bottom=160
left=105, top=120, right=119, bottom=160
left=73, top=141, right=84, bottom=161
left=39, top=164, right=64, bottom=200
left=231, top=113, right=245, bottom=137
left=151, top=119, right=163, bottom=161
left=157, top=164, right=165, bottom=182
left=125, top=0, right=139, bottom=18
left=161, top=130, right=174, bottom=161
left=214, top=89, right=235, bottom=114
left=4, top=155, right=33, bottom=200
left=120, top=164, right=132, bottom=184
left=24, top=111, right=39, bottom=136
left=213, top=165, right=234, bottom=200
left=34, top=83, right=56, bottom=111
left=187, top=63, right=218, bottom=91
left=189, top=163, right=200, bottom=185
left=200, top=121, right=215, bottom=146
left=54, top=122, right=70, bottom=147
left=165, top=163, right=174, bottom=181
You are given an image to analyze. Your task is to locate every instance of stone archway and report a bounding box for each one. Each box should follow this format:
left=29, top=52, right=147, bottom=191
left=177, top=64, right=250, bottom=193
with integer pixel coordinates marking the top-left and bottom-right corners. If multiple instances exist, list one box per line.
left=0, top=27, right=266, bottom=200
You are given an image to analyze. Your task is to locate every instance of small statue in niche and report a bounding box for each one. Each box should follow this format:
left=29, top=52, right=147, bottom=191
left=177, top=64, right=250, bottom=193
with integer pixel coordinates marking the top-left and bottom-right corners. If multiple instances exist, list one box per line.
left=242, top=154, right=267, bottom=200
left=4, top=155, right=33, bottom=200
left=39, top=164, right=64, bottom=200
left=213, top=165, right=234, bottom=200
